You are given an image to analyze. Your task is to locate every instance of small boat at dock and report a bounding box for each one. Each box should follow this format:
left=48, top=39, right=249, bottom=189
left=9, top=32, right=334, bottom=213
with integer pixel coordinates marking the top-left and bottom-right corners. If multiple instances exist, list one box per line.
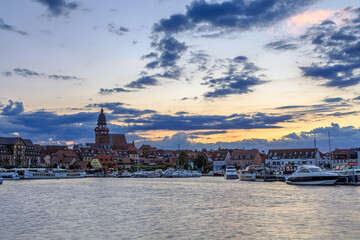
left=224, top=165, right=239, bottom=180
left=239, top=165, right=276, bottom=182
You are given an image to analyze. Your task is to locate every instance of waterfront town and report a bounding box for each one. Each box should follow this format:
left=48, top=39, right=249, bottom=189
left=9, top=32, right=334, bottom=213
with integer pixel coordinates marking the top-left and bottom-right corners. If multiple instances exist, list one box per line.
left=0, top=109, right=359, bottom=174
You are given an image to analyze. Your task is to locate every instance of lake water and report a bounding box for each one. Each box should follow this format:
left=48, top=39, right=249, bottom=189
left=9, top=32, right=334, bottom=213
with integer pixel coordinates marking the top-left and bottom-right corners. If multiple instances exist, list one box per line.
left=0, top=177, right=360, bottom=240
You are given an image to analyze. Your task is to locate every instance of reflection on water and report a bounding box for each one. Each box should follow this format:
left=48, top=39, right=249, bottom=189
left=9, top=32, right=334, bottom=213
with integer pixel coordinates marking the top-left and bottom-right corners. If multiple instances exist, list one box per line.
left=1, top=178, right=360, bottom=240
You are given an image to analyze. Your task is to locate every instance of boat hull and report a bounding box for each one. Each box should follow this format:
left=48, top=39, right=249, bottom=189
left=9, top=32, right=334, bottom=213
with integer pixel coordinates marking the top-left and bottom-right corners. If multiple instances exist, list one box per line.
left=24, top=171, right=85, bottom=179
left=286, top=176, right=338, bottom=185
left=224, top=174, right=239, bottom=180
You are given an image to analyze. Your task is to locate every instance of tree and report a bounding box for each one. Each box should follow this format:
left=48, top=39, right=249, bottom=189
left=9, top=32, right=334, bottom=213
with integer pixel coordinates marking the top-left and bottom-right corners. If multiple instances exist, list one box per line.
left=194, top=154, right=210, bottom=171
left=177, top=151, right=190, bottom=169
left=87, top=162, right=93, bottom=169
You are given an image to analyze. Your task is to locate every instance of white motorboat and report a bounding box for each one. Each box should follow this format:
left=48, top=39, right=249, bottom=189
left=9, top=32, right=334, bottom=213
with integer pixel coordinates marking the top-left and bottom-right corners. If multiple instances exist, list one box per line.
left=331, top=164, right=360, bottom=185
left=24, top=168, right=86, bottom=179
left=239, top=165, right=276, bottom=182
left=0, top=168, right=20, bottom=180
left=224, top=165, right=239, bottom=180
left=286, top=165, right=339, bottom=185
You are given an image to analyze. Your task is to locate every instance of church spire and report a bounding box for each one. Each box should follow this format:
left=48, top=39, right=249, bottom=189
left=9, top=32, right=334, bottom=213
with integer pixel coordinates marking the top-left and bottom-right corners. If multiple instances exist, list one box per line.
left=95, top=108, right=110, bottom=145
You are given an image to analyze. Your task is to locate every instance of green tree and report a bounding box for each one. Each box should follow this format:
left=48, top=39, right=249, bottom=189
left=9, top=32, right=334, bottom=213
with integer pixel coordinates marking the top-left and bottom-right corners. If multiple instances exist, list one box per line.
left=194, top=155, right=208, bottom=169
left=178, top=151, right=190, bottom=169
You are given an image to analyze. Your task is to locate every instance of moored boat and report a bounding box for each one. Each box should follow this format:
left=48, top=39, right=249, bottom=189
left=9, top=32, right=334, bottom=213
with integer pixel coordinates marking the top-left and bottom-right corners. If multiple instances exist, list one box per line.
left=24, top=168, right=86, bottom=179
left=0, top=168, right=20, bottom=180
left=224, top=165, right=238, bottom=180
left=239, top=165, right=276, bottom=182
left=331, top=163, right=360, bottom=185
left=286, top=165, right=339, bottom=185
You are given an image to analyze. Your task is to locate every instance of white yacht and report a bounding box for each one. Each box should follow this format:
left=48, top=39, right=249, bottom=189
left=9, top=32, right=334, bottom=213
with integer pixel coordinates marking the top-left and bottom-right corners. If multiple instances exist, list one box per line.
left=24, top=168, right=86, bottom=179
left=286, top=165, right=339, bottom=185
left=224, top=165, right=239, bottom=180
left=0, top=168, right=20, bottom=180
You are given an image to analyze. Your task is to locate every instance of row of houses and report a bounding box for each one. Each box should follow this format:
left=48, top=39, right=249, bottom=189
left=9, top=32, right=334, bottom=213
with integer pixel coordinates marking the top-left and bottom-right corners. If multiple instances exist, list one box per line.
left=0, top=136, right=359, bottom=170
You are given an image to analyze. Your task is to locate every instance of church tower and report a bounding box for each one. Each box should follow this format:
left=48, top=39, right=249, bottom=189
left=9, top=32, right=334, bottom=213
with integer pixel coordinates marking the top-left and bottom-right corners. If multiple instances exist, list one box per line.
left=95, top=109, right=110, bottom=145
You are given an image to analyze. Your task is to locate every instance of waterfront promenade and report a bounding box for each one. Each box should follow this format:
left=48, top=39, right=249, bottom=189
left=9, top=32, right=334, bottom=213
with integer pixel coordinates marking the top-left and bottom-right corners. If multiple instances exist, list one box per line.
left=1, top=177, right=359, bottom=240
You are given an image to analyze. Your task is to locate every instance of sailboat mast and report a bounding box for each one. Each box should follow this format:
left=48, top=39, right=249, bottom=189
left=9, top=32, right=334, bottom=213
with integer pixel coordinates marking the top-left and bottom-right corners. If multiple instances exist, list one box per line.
left=314, top=137, right=317, bottom=166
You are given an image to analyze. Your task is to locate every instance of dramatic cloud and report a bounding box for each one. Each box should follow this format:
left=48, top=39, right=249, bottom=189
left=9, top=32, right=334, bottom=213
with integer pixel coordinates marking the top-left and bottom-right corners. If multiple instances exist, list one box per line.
left=146, top=36, right=187, bottom=70
left=98, top=88, right=133, bottom=95
left=34, top=0, right=79, bottom=16
left=298, top=7, right=360, bottom=88
left=1, top=100, right=24, bottom=116
left=135, top=123, right=360, bottom=151
left=153, top=0, right=317, bottom=34
left=203, top=56, right=267, bottom=98
left=275, top=101, right=355, bottom=119
left=5, top=68, right=82, bottom=80
left=125, top=76, right=159, bottom=89
left=124, top=112, right=292, bottom=131
left=107, top=24, right=129, bottom=36
left=0, top=18, right=27, bottom=35
left=86, top=102, right=156, bottom=117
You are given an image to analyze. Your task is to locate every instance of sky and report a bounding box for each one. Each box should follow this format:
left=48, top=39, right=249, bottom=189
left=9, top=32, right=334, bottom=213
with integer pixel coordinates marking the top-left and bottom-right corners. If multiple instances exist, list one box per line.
left=0, top=0, right=360, bottom=152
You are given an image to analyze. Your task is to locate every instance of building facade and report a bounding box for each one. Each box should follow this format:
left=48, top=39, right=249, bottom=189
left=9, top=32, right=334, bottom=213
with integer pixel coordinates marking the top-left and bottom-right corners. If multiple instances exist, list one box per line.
left=0, top=137, right=39, bottom=167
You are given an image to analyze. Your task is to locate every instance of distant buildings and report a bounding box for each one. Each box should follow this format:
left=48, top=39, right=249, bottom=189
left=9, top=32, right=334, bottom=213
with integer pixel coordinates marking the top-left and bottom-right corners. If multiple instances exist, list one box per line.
left=230, top=149, right=262, bottom=168
left=265, top=148, right=330, bottom=169
left=0, top=137, right=39, bottom=167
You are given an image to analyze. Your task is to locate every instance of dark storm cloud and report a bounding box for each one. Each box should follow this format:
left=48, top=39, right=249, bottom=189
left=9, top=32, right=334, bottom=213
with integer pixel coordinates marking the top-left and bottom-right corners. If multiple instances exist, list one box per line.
left=0, top=18, right=27, bottom=35
left=98, top=88, right=134, bottom=95
left=107, top=24, right=129, bottom=36
left=264, top=40, right=298, bottom=51
left=34, top=0, right=79, bottom=16
left=1, top=100, right=24, bottom=116
left=153, top=0, right=317, bottom=34
left=125, top=76, right=159, bottom=89
left=203, top=56, right=267, bottom=98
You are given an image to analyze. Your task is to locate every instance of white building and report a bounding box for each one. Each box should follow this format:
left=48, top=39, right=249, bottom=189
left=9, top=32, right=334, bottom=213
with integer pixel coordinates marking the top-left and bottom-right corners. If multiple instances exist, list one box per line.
left=209, top=151, right=231, bottom=172
left=266, top=148, right=329, bottom=169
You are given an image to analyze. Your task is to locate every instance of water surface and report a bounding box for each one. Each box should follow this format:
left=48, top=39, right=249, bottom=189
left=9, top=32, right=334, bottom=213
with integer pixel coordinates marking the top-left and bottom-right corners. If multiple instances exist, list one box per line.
left=0, top=177, right=359, bottom=239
